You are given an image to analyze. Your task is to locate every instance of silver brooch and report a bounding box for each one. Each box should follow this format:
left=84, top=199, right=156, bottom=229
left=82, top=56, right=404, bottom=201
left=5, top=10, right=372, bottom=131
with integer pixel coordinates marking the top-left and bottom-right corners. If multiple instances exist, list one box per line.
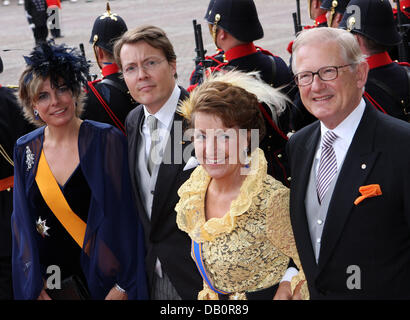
left=25, top=146, right=34, bottom=171
left=36, top=216, right=50, bottom=238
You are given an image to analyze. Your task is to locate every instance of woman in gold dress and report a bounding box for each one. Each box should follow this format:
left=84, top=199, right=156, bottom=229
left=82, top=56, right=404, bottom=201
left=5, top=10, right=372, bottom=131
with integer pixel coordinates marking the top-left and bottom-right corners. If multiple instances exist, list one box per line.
left=176, top=70, right=308, bottom=300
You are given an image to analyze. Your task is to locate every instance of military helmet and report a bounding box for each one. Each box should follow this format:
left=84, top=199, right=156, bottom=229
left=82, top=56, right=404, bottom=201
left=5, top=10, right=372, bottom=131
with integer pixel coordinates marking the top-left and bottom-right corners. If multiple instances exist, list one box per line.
left=321, top=0, right=350, bottom=14
left=204, top=0, right=263, bottom=43
left=89, top=2, right=128, bottom=54
left=339, top=0, right=401, bottom=47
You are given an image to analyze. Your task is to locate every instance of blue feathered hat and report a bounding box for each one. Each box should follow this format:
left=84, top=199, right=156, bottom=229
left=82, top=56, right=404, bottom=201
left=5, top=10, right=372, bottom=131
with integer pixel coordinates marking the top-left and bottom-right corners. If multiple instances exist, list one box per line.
left=23, top=41, right=90, bottom=93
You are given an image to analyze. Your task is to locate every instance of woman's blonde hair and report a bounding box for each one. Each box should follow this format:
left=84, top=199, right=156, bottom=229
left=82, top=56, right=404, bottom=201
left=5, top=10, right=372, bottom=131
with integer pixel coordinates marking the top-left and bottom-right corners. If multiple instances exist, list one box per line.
left=18, top=68, right=85, bottom=127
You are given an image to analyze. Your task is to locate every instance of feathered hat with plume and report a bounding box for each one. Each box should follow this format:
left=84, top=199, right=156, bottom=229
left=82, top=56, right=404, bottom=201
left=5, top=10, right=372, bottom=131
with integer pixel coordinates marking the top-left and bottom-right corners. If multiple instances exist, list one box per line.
left=178, top=70, right=289, bottom=121
left=23, top=41, right=90, bottom=94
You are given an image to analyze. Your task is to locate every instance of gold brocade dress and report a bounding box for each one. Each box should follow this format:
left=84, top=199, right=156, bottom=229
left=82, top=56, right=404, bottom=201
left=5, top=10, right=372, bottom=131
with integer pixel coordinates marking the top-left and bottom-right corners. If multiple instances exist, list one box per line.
left=175, top=148, right=309, bottom=300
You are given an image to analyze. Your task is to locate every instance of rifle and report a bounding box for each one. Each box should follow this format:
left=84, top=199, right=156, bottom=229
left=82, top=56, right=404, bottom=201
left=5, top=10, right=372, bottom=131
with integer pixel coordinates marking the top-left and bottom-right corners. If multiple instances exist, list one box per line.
left=79, top=43, right=96, bottom=81
left=193, top=19, right=212, bottom=81
left=395, top=0, right=410, bottom=62
left=292, top=0, right=303, bottom=36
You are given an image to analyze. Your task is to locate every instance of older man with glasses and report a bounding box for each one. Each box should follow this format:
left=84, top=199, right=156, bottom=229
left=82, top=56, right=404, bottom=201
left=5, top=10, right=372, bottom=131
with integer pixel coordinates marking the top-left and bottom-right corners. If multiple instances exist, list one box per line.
left=287, top=27, right=410, bottom=299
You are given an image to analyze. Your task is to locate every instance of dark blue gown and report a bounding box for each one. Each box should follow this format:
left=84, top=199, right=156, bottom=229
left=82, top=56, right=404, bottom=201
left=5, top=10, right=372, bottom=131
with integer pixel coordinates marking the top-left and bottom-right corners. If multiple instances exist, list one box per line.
left=12, top=120, right=148, bottom=300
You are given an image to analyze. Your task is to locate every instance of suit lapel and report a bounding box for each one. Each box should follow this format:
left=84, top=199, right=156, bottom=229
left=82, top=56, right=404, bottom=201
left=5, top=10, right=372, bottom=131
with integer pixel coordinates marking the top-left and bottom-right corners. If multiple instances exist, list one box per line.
left=291, top=123, right=321, bottom=275
left=317, top=103, right=380, bottom=270
left=125, top=107, right=149, bottom=225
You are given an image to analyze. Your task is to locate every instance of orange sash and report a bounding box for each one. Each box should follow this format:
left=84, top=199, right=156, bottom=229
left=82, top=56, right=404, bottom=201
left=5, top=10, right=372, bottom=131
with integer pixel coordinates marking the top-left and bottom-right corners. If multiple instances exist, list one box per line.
left=35, top=150, right=86, bottom=248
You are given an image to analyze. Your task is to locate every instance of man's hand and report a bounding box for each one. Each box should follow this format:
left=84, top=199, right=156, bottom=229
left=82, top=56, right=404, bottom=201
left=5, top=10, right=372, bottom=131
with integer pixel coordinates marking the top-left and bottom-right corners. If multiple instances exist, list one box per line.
left=273, top=281, right=292, bottom=300
left=105, top=286, right=128, bottom=300
left=37, top=288, right=52, bottom=300
left=273, top=280, right=305, bottom=300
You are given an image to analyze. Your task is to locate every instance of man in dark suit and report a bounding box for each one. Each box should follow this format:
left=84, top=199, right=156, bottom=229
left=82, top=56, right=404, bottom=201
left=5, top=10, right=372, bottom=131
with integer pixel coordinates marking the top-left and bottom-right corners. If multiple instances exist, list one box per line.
left=288, top=27, right=410, bottom=299
left=113, top=25, right=202, bottom=299
left=24, top=0, right=48, bottom=46
left=82, top=3, right=136, bottom=134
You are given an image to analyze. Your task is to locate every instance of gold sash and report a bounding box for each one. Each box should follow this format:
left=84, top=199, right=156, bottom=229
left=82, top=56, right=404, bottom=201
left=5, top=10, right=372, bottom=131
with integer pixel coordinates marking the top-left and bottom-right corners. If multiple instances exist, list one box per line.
left=35, top=150, right=86, bottom=248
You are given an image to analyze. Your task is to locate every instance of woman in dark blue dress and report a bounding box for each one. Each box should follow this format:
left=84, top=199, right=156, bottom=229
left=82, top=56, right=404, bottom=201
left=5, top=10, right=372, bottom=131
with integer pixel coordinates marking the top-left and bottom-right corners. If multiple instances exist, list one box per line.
left=12, top=42, right=147, bottom=300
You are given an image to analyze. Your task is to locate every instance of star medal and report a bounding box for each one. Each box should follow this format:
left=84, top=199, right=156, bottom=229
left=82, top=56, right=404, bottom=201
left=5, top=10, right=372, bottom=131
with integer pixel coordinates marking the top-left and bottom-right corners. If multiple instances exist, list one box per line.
left=36, top=217, right=50, bottom=238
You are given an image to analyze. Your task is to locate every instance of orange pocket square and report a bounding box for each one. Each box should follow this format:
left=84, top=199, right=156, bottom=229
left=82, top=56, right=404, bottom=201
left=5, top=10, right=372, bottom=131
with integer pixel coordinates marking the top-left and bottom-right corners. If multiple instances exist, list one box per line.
left=354, top=184, right=382, bottom=205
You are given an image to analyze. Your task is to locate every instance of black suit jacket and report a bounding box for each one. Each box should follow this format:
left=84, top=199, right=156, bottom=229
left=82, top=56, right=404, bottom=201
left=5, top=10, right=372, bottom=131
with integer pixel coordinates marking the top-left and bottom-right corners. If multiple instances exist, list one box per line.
left=125, top=87, right=202, bottom=299
left=287, top=101, right=410, bottom=299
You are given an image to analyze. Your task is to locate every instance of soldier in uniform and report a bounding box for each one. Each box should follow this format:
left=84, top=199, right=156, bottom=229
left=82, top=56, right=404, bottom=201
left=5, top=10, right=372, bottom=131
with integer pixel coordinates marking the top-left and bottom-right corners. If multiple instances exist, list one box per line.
left=189, top=0, right=293, bottom=187
left=340, top=0, right=410, bottom=122
left=392, top=0, right=410, bottom=62
left=82, top=2, right=136, bottom=135
left=0, top=57, right=35, bottom=299
left=321, top=0, right=350, bottom=28
left=24, top=0, right=48, bottom=46
left=288, top=0, right=327, bottom=54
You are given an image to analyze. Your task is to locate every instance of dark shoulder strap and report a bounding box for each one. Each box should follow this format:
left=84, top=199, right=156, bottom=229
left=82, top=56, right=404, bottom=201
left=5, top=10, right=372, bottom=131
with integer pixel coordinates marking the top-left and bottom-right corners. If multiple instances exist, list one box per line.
left=100, top=78, right=129, bottom=95
left=0, top=143, right=13, bottom=167
left=270, top=56, right=277, bottom=85
left=405, top=67, right=410, bottom=119
left=366, top=77, right=403, bottom=108
left=256, top=45, right=277, bottom=85
left=87, top=81, right=126, bottom=134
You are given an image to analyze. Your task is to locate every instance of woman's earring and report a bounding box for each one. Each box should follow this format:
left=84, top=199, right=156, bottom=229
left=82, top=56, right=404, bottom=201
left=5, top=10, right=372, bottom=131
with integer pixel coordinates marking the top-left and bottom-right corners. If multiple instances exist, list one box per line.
left=34, top=109, right=39, bottom=120
left=243, top=148, right=250, bottom=168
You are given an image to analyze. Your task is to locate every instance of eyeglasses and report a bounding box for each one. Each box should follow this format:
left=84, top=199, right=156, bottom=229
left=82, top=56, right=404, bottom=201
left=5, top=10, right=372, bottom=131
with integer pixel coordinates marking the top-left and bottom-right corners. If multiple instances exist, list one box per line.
left=35, top=85, right=72, bottom=106
left=294, top=64, right=354, bottom=86
left=123, top=58, right=166, bottom=76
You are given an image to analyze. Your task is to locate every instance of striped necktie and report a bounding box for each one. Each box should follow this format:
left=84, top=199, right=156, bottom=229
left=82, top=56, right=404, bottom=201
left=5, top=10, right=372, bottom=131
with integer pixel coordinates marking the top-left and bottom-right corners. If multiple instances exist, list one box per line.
left=316, top=130, right=338, bottom=203
left=146, top=115, right=159, bottom=175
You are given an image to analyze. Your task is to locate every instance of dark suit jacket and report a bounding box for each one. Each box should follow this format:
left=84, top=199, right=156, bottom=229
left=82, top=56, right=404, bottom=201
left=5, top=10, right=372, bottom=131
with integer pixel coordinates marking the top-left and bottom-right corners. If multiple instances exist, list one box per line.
left=125, top=87, right=202, bottom=300
left=287, top=101, right=410, bottom=299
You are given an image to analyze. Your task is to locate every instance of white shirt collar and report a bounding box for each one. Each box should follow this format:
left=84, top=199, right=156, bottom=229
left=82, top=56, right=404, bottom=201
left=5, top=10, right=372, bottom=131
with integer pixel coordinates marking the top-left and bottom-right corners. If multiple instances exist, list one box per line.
left=142, top=84, right=180, bottom=129
left=315, top=98, right=366, bottom=172
left=319, top=98, right=366, bottom=150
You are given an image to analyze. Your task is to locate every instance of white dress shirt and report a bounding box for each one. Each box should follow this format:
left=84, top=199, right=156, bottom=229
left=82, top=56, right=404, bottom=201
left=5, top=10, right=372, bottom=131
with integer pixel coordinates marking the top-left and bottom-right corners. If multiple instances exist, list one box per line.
left=142, top=84, right=181, bottom=159
left=141, top=84, right=180, bottom=279
left=314, top=98, right=366, bottom=175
